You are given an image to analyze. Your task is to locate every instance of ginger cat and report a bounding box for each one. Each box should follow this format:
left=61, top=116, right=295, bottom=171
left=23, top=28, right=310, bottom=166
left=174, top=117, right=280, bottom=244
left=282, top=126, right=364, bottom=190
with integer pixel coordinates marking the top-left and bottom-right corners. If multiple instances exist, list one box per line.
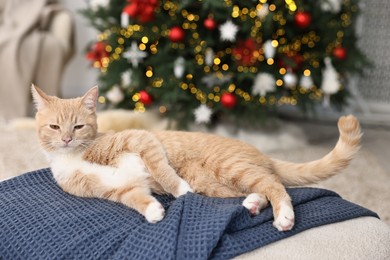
left=31, top=85, right=362, bottom=231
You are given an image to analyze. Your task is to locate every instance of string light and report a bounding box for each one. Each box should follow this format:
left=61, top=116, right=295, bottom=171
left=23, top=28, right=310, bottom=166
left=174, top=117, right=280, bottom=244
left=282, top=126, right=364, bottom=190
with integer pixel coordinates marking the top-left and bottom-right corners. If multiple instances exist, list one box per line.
left=145, top=70, right=153, bottom=78
left=153, top=78, right=163, bottom=88
left=134, top=102, right=146, bottom=112
left=285, top=0, right=297, bottom=12
left=132, top=93, right=140, bottom=102
left=159, top=106, right=167, bottom=113
left=98, top=96, right=106, bottom=104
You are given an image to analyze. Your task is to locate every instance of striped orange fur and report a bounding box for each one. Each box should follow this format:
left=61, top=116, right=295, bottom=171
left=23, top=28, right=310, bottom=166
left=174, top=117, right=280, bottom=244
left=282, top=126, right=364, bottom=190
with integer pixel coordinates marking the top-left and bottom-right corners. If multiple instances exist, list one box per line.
left=32, top=85, right=362, bottom=231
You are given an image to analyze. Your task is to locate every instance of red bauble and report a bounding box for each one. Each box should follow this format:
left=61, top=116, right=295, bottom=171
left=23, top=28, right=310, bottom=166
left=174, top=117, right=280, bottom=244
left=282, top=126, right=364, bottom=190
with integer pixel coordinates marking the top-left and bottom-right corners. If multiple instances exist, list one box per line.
left=169, top=26, right=185, bottom=42
left=233, top=38, right=259, bottom=66
left=294, top=11, right=311, bottom=29
left=332, top=47, right=347, bottom=60
left=221, top=93, right=237, bottom=108
left=85, top=42, right=109, bottom=67
left=203, top=17, right=217, bottom=30
left=139, top=90, right=152, bottom=105
left=123, top=3, right=138, bottom=17
left=123, top=0, right=158, bottom=23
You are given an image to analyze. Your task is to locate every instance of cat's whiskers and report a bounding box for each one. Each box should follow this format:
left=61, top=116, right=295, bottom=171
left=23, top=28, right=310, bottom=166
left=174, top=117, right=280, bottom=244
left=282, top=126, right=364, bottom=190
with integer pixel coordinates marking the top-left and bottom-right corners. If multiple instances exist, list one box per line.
left=30, top=144, right=50, bottom=162
left=78, top=140, right=95, bottom=150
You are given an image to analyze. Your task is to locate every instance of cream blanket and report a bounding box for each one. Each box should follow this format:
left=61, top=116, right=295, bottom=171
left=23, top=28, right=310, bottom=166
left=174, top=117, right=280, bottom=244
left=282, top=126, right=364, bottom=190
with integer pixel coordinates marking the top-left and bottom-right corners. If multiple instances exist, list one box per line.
left=0, top=0, right=74, bottom=119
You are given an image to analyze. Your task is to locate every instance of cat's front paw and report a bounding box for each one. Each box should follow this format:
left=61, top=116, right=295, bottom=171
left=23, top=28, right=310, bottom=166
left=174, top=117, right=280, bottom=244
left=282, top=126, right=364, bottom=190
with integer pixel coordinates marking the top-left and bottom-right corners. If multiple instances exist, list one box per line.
left=144, top=201, right=165, bottom=223
left=273, top=203, right=295, bottom=231
left=173, top=179, right=193, bottom=197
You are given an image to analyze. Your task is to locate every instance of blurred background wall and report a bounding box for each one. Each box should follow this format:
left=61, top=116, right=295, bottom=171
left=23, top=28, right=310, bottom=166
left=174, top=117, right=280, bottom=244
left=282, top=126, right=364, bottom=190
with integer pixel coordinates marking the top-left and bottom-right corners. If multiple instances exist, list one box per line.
left=356, top=0, right=390, bottom=114
left=60, top=0, right=98, bottom=98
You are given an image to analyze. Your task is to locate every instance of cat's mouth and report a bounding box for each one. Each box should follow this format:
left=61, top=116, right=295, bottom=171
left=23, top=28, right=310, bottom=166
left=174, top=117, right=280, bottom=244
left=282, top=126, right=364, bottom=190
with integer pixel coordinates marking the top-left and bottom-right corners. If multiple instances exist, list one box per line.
left=58, top=142, right=85, bottom=152
left=58, top=146, right=73, bottom=151
left=58, top=143, right=75, bottom=150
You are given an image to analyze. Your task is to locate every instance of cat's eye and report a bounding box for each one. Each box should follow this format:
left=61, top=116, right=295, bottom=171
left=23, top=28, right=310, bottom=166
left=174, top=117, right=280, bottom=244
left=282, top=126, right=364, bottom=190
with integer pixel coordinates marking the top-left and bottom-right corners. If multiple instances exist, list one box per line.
left=74, top=125, right=85, bottom=130
left=49, top=125, right=60, bottom=130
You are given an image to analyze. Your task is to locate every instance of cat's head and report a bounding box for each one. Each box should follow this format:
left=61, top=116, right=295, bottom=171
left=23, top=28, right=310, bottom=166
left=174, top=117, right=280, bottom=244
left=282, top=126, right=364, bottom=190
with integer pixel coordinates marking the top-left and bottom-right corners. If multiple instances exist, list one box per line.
left=31, top=85, right=99, bottom=154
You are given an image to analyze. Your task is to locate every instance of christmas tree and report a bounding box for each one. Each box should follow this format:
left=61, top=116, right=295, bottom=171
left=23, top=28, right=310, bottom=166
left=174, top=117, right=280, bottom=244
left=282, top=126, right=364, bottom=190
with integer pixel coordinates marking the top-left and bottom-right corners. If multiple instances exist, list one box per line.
left=82, top=0, right=369, bottom=128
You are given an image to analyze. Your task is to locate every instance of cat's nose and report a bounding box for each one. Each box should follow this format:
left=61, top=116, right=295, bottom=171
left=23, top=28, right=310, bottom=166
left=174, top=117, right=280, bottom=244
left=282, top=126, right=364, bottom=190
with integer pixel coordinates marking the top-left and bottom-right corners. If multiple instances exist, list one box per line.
left=62, top=137, right=72, bottom=145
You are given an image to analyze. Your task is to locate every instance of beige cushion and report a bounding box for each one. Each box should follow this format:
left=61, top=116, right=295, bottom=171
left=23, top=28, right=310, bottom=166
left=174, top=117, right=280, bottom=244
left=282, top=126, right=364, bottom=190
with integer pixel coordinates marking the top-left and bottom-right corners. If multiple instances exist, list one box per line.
left=236, top=217, right=390, bottom=259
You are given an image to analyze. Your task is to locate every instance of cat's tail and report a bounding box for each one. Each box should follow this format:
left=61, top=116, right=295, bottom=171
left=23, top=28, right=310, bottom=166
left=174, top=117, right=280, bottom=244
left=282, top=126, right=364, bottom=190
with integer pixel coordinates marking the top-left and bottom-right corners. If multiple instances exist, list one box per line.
left=271, top=115, right=362, bottom=186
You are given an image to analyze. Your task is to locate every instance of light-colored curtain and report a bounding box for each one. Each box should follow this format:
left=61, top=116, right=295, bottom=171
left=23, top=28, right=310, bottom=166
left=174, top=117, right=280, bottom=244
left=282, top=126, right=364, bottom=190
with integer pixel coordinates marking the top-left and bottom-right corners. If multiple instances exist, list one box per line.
left=0, top=0, right=74, bottom=120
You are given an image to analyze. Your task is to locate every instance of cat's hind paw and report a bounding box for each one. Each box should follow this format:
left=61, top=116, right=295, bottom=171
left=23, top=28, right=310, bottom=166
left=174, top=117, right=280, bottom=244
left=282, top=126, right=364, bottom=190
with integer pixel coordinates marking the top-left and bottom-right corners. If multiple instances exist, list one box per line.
left=273, top=203, right=295, bottom=231
left=144, top=201, right=165, bottom=223
left=242, top=193, right=268, bottom=215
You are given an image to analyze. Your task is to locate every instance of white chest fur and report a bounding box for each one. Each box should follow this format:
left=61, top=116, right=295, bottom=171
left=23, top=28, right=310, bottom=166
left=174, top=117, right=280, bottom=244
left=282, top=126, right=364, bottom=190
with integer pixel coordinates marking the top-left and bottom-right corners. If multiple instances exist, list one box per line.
left=49, top=152, right=150, bottom=188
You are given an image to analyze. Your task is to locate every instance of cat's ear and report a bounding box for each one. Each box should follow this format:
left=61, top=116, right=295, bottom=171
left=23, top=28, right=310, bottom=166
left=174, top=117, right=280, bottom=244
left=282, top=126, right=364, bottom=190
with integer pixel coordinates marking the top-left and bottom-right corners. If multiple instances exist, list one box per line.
left=31, top=84, right=50, bottom=111
left=82, top=86, right=99, bottom=111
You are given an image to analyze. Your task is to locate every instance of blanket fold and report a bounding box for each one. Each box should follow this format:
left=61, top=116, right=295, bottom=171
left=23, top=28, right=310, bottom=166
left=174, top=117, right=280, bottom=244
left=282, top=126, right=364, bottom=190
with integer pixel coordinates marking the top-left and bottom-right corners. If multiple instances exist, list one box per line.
left=0, top=168, right=378, bottom=260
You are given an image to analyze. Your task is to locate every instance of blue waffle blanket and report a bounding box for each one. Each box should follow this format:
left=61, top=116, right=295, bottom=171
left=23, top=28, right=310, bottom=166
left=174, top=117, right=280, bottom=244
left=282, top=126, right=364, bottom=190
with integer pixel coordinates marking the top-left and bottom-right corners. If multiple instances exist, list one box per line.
left=0, top=168, right=378, bottom=259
